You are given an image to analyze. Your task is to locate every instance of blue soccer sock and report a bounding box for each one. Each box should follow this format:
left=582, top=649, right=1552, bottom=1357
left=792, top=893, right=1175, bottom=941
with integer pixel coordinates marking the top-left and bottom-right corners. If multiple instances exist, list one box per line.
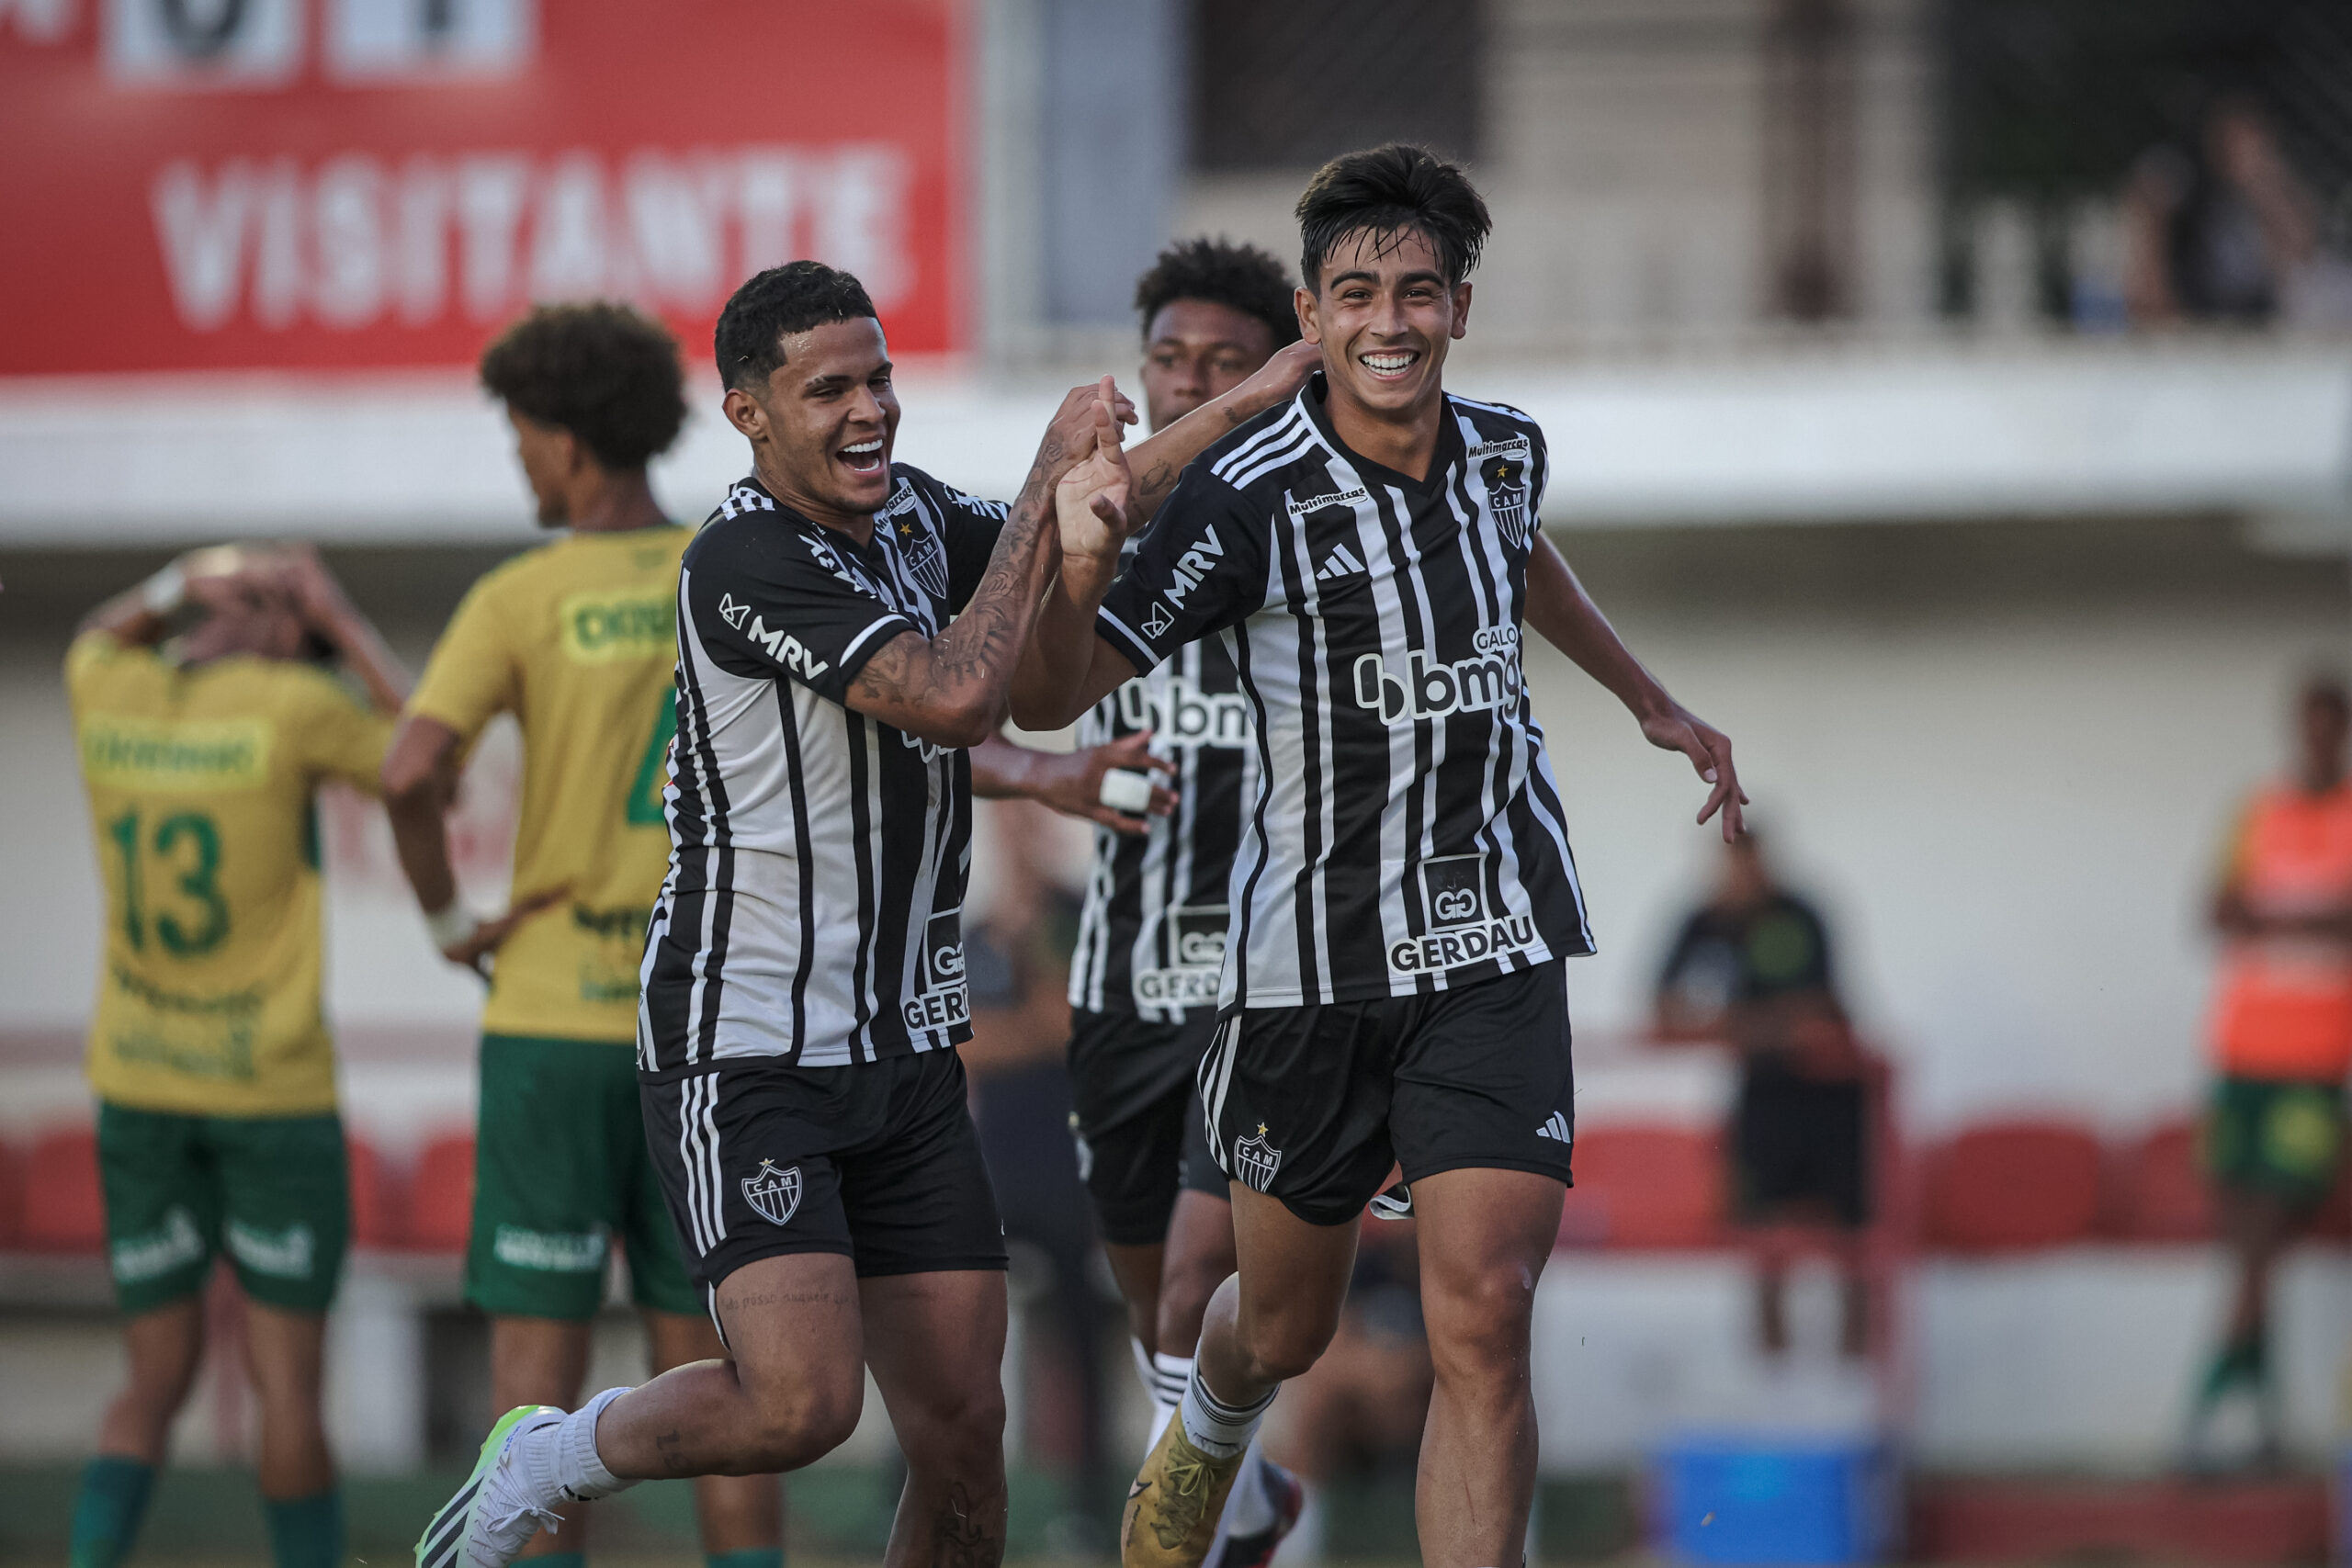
left=70, top=1455, right=156, bottom=1568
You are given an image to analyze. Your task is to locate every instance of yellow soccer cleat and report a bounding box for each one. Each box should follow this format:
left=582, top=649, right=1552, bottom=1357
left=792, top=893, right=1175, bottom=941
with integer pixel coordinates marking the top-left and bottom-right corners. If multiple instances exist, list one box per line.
left=1121, top=1414, right=1248, bottom=1568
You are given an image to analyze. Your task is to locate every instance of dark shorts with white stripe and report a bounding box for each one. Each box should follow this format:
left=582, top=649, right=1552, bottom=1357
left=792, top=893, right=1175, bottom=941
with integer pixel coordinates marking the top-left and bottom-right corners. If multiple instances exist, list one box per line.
left=639, top=1047, right=1008, bottom=1306
left=1202, top=957, right=1577, bottom=1226
left=1067, top=1008, right=1229, bottom=1246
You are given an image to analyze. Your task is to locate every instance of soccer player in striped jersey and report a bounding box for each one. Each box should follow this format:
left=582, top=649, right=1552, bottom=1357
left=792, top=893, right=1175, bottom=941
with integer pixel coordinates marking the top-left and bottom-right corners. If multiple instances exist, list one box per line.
left=66, top=545, right=407, bottom=1568
left=1015, top=145, right=1747, bottom=1568
left=413, top=261, right=1312, bottom=1568
left=1068, top=239, right=1315, bottom=1568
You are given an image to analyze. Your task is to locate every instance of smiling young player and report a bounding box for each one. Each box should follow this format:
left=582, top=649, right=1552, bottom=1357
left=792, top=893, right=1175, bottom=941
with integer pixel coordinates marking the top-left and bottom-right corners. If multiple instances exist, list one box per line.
left=1014, top=146, right=1746, bottom=1568
left=414, top=261, right=1315, bottom=1568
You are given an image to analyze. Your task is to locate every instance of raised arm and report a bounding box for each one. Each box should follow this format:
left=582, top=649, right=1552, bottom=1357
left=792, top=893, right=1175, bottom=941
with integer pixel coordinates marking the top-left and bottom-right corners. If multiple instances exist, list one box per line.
left=841, top=382, right=1124, bottom=748
left=77, top=546, right=257, bottom=646
left=1526, top=532, right=1747, bottom=840
left=282, top=544, right=410, bottom=714
left=1122, top=340, right=1318, bottom=525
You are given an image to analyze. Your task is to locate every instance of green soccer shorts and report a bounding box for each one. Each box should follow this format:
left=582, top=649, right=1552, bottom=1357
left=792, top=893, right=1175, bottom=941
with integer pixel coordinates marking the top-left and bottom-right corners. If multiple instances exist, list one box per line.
left=465, top=1034, right=700, bottom=1319
left=97, top=1101, right=348, bottom=1314
left=2206, top=1076, right=2347, bottom=1210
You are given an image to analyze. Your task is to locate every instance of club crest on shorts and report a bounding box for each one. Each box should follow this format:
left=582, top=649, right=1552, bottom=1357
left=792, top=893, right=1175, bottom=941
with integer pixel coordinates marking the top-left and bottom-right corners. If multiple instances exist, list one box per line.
left=1232, top=1123, right=1283, bottom=1193
left=1480, top=452, right=1531, bottom=547
left=741, top=1159, right=802, bottom=1226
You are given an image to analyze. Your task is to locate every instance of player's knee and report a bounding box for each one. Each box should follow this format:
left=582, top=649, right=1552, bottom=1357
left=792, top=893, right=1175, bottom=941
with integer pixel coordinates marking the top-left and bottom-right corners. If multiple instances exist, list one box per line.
left=745, top=1374, right=865, bottom=1467
left=896, top=1380, right=1004, bottom=1482
left=1427, top=1264, right=1538, bottom=1377
left=1238, top=1311, right=1337, bottom=1383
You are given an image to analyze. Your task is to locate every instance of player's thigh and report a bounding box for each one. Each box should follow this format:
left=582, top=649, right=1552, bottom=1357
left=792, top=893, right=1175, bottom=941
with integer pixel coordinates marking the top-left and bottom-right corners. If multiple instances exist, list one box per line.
left=1409, top=1165, right=1565, bottom=1371
left=211, top=1112, right=347, bottom=1314
left=859, top=1268, right=1009, bottom=1467
left=96, top=1101, right=220, bottom=1313
left=1388, top=959, right=1577, bottom=1197
left=1201, top=1004, right=1397, bottom=1226
left=714, top=1250, right=868, bottom=1450
left=469, top=1034, right=632, bottom=1321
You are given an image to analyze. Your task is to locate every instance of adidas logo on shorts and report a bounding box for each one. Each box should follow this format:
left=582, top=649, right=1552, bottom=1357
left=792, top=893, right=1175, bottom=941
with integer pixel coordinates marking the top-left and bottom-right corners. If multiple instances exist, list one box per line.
left=1535, top=1111, right=1571, bottom=1144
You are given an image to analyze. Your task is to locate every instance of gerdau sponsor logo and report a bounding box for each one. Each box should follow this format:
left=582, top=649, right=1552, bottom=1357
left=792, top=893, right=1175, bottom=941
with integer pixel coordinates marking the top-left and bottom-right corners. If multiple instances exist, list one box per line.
left=1352, top=626, right=1523, bottom=724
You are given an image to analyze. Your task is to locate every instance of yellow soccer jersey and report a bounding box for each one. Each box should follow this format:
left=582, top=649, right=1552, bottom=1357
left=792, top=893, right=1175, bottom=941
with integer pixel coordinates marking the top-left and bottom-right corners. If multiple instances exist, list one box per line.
left=67, top=632, right=392, bottom=1116
left=409, top=525, right=690, bottom=1043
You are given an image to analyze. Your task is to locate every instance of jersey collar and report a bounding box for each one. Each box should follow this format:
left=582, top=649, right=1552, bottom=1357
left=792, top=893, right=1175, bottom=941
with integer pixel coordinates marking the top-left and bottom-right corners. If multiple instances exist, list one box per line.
left=1299, top=370, right=1465, bottom=497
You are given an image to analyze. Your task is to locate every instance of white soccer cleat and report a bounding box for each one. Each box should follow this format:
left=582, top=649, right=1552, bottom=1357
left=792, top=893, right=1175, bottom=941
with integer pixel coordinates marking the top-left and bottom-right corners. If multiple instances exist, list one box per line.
left=415, top=1404, right=568, bottom=1568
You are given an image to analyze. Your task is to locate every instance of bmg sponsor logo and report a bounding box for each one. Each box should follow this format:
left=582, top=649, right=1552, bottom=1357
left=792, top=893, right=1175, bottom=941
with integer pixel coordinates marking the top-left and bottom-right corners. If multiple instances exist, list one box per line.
left=903, top=908, right=971, bottom=1032
left=1115, top=672, right=1250, bottom=750
left=1352, top=626, right=1521, bottom=724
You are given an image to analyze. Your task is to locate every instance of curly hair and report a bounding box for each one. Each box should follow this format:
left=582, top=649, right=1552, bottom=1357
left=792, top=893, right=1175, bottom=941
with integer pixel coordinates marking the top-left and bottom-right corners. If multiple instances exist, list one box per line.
left=477, top=302, right=686, bottom=470
left=1295, top=143, right=1492, bottom=293
left=1132, top=237, right=1301, bottom=348
left=715, top=261, right=878, bottom=392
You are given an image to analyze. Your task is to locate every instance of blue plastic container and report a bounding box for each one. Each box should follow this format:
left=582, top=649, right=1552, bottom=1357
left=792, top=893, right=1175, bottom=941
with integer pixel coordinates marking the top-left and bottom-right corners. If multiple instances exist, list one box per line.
left=1652, top=1432, right=1899, bottom=1565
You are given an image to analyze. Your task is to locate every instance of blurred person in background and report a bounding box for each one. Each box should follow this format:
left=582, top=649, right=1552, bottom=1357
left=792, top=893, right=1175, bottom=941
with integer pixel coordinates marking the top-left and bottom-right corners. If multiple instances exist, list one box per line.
left=64, top=544, right=407, bottom=1568
left=2188, top=672, right=2352, bottom=1469
left=1064, top=236, right=1316, bottom=1568
left=381, top=303, right=786, bottom=1568
left=1656, top=829, right=1871, bottom=1360
left=2123, top=94, right=2352, bottom=330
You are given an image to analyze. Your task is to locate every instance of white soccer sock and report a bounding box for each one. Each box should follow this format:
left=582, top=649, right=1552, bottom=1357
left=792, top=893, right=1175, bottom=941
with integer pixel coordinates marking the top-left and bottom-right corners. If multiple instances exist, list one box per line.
left=554, top=1387, right=637, bottom=1501
left=1178, top=1360, right=1276, bottom=1461
left=1150, top=1351, right=1193, bottom=1432
left=1221, top=1434, right=1278, bottom=1533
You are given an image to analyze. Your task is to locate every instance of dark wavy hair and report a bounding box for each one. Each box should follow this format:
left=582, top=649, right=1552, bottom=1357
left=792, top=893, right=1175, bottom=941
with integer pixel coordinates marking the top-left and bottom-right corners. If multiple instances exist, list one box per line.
left=1295, top=143, right=1492, bottom=293
left=478, top=302, right=686, bottom=469
left=715, top=261, right=878, bottom=392
left=1133, top=236, right=1301, bottom=348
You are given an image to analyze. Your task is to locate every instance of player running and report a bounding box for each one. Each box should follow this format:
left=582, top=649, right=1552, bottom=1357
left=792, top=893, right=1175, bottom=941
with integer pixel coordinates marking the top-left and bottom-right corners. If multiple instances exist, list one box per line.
left=382, top=303, right=787, bottom=1568
left=65, top=545, right=407, bottom=1568
left=1068, top=238, right=1313, bottom=1568
left=1015, top=145, right=1746, bottom=1568
left=412, top=261, right=1311, bottom=1568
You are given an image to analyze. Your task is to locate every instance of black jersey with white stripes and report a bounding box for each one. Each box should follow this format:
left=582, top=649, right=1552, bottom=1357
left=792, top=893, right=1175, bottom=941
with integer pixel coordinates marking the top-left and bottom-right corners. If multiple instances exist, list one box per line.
left=639, top=467, right=1005, bottom=1072
left=1067, top=537, right=1255, bottom=1023
left=1095, top=373, right=1593, bottom=1010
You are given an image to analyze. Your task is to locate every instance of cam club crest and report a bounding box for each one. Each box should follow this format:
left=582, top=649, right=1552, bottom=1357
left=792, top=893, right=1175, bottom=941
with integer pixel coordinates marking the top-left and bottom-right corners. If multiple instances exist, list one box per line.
left=741, top=1159, right=802, bottom=1226
left=1232, top=1123, right=1283, bottom=1193
left=1480, top=454, right=1531, bottom=547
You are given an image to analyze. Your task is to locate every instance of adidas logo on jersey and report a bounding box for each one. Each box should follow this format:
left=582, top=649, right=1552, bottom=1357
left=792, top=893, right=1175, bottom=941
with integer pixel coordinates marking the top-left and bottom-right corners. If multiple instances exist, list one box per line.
left=1535, top=1111, right=1572, bottom=1144
left=1315, top=543, right=1366, bottom=581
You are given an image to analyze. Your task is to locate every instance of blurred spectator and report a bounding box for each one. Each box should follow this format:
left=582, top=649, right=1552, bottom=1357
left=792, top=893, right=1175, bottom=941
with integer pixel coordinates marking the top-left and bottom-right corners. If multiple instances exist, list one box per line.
left=963, top=798, right=1115, bottom=1544
left=1656, top=830, right=1872, bottom=1359
left=1261, top=1213, right=1431, bottom=1564
left=2122, top=96, right=2352, bottom=329
left=2188, top=672, right=2352, bottom=1470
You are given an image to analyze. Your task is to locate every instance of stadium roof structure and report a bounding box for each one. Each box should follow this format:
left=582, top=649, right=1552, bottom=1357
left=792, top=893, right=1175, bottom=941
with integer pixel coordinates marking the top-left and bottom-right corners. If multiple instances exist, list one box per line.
left=1, top=339, right=2348, bottom=545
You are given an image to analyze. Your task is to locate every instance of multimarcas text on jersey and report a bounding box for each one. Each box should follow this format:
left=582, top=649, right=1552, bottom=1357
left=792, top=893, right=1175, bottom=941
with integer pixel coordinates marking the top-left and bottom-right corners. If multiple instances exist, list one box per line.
left=1095, top=375, right=1594, bottom=1010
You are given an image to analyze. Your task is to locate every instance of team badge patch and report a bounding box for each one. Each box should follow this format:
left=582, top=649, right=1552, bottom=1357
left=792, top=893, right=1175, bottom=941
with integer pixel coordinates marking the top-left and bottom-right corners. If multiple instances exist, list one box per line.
left=741, top=1159, right=803, bottom=1226
left=1480, top=453, right=1531, bottom=547
left=1232, top=1124, right=1283, bottom=1193
left=891, top=513, right=949, bottom=600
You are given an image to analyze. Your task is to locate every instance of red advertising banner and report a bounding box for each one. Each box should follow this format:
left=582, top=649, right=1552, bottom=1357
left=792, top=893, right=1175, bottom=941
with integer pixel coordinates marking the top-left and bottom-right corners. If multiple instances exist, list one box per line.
left=0, top=0, right=966, bottom=375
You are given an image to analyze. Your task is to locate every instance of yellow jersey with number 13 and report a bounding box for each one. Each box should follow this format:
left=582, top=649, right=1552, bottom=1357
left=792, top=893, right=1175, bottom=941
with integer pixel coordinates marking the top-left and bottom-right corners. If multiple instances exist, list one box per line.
left=67, top=633, right=392, bottom=1117
left=407, top=525, right=690, bottom=1043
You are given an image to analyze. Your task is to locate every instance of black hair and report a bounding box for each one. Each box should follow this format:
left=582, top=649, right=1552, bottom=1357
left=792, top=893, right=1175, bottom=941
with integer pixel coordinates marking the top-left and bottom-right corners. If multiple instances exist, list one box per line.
left=715, top=260, right=878, bottom=392
left=2301, top=671, right=2349, bottom=716
left=1133, top=236, right=1301, bottom=348
left=477, top=302, right=685, bottom=469
left=1295, top=142, right=1492, bottom=293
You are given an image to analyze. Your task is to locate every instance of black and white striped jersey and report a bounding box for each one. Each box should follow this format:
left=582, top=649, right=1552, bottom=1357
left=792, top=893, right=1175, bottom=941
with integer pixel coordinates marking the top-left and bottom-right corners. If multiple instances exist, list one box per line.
left=1066, top=577, right=1256, bottom=1022
left=639, top=467, right=1005, bottom=1072
left=1094, top=374, right=1593, bottom=1011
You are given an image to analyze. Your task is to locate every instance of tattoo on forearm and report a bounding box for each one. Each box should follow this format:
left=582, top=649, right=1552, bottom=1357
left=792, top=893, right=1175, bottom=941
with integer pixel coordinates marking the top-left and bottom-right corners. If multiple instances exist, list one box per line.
left=931, top=1483, right=1002, bottom=1568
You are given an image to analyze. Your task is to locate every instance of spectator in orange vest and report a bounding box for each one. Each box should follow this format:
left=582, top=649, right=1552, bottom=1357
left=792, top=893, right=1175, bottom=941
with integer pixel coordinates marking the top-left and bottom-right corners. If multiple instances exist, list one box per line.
left=2189, top=672, right=2352, bottom=1468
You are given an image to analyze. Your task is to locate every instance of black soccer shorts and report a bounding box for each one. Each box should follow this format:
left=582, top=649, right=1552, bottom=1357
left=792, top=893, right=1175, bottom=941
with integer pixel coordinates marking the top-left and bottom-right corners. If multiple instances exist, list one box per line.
left=1199, top=957, right=1577, bottom=1226
left=1067, top=1009, right=1227, bottom=1246
left=640, top=1047, right=1007, bottom=1306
